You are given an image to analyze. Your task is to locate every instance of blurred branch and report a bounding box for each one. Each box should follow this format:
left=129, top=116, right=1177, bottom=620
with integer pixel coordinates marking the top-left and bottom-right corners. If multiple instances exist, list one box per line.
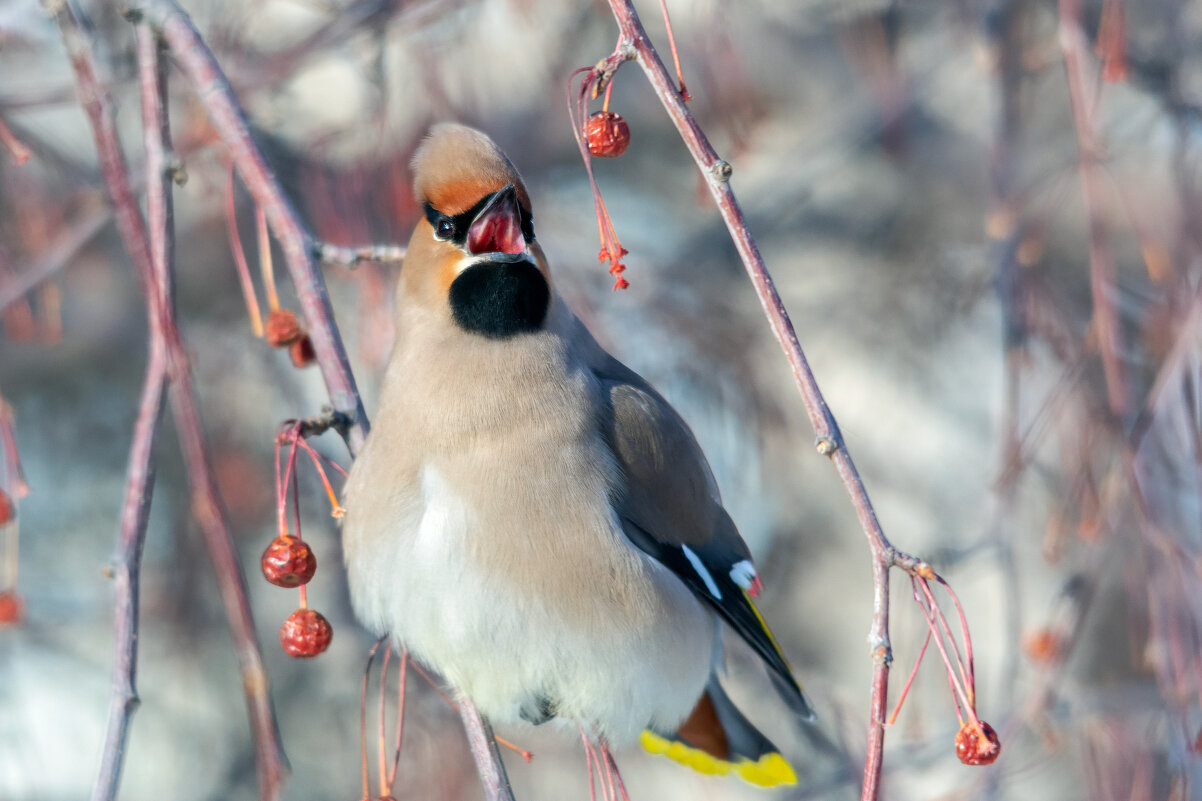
left=315, top=241, right=406, bottom=270
left=50, top=4, right=286, bottom=800
left=0, top=199, right=109, bottom=313
left=1059, top=0, right=1128, bottom=421
left=0, top=115, right=31, bottom=164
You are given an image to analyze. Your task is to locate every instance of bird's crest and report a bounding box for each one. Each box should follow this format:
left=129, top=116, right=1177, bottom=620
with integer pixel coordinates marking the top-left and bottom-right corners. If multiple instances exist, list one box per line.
left=412, top=123, right=532, bottom=216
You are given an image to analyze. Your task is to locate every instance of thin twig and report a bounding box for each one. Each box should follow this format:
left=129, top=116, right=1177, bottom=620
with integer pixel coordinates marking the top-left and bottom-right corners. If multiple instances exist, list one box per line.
left=315, top=242, right=406, bottom=269
left=90, top=25, right=174, bottom=801
left=225, top=164, right=265, bottom=337
left=140, top=0, right=369, bottom=453
left=600, top=2, right=929, bottom=798
left=53, top=6, right=287, bottom=799
left=131, top=3, right=513, bottom=797
left=0, top=115, right=33, bottom=165
left=1059, top=0, right=1127, bottom=421
left=0, top=200, right=109, bottom=313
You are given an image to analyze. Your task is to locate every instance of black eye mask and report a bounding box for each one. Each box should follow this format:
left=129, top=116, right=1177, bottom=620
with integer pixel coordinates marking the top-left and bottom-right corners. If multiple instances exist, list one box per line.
left=423, top=189, right=535, bottom=246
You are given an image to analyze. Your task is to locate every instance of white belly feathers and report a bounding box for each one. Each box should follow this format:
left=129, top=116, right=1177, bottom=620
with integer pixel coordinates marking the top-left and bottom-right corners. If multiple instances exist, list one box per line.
left=350, top=457, right=711, bottom=744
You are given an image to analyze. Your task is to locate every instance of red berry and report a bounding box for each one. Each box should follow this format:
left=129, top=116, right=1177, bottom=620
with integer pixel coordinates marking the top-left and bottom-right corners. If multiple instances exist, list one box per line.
left=280, top=608, right=332, bottom=658
left=586, top=112, right=630, bottom=158
left=0, top=490, right=13, bottom=525
left=955, top=720, right=1001, bottom=766
left=261, top=535, right=316, bottom=588
left=265, top=309, right=303, bottom=348
left=289, top=334, right=316, bottom=368
left=0, top=591, right=24, bottom=626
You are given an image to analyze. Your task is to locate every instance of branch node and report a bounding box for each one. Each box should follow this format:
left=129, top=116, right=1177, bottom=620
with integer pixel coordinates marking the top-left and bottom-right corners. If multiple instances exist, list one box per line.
left=814, top=434, right=837, bottom=456
left=711, top=160, right=733, bottom=182
left=165, top=154, right=188, bottom=186
left=290, top=407, right=353, bottom=440
left=618, top=42, right=637, bottom=62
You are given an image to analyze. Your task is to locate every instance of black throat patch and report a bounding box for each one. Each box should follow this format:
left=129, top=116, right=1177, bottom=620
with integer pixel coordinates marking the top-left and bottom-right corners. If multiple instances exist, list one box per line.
left=448, top=259, right=550, bottom=338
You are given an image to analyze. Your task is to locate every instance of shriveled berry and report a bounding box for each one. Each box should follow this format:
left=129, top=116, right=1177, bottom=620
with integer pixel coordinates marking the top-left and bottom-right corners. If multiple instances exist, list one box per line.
left=955, top=720, right=1001, bottom=766
left=586, top=111, right=630, bottom=158
left=280, top=608, right=332, bottom=658
left=261, top=535, right=316, bottom=588
left=0, top=590, right=24, bottom=626
left=289, top=334, right=316, bottom=368
left=0, top=489, right=13, bottom=525
left=265, top=309, right=303, bottom=347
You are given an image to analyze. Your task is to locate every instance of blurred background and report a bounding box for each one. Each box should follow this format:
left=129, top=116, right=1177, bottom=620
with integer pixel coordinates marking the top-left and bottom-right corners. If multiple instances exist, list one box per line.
left=2, top=0, right=1201, bottom=799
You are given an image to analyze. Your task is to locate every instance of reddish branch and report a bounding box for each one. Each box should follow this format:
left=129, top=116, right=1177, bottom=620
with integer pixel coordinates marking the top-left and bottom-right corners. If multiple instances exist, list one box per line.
left=90, top=26, right=172, bottom=801
left=0, top=201, right=109, bottom=313
left=52, top=6, right=286, bottom=801
left=138, top=0, right=369, bottom=454
left=598, top=2, right=977, bottom=797
left=1058, top=0, right=1127, bottom=421
left=127, top=1, right=506, bottom=797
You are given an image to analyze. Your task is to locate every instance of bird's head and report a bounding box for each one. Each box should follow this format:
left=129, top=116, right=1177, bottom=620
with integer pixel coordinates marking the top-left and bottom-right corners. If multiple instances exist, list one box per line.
left=402, top=123, right=550, bottom=339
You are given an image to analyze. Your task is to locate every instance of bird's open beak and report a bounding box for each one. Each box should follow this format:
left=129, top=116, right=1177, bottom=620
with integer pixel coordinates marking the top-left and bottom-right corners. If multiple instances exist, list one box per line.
left=466, top=184, right=525, bottom=256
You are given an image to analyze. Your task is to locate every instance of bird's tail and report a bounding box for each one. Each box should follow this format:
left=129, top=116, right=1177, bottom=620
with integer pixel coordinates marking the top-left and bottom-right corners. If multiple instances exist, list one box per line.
left=640, top=676, right=797, bottom=787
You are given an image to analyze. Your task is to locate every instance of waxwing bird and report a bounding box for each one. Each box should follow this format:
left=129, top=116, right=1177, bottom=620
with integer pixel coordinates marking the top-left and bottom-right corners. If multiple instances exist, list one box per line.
left=341, top=122, right=813, bottom=787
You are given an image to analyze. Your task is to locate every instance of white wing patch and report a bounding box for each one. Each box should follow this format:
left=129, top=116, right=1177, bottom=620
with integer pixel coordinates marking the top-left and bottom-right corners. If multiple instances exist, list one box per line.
left=681, top=544, right=722, bottom=600
left=729, top=559, right=757, bottom=591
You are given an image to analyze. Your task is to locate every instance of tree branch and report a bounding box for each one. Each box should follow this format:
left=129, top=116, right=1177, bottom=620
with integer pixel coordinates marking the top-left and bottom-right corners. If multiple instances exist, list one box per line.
left=600, top=3, right=933, bottom=797
left=52, top=4, right=286, bottom=799
left=138, top=0, right=369, bottom=454
left=90, top=24, right=173, bottom=801
left=128, top=1, right=512, bottom=797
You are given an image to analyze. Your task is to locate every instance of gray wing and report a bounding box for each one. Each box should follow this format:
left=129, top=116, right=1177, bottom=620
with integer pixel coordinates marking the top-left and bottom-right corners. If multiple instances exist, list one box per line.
left=591, top=355, right=814, bottom=720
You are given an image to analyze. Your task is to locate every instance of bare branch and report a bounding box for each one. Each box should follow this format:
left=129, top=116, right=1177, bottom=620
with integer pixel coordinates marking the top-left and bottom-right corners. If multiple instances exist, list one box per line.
left=51, top=5, right=286, bottom=799
left=316, top=242, right=406, bottom=270
left=0, top=201, right=109, bottom=313
left=138, top=0, right=370, bottom=454
left=89, top=24, right=171, bottom=801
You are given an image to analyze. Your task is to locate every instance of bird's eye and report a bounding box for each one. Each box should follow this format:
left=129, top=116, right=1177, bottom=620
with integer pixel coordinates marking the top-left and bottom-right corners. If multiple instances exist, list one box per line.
left=435, top=219, right=455, bottom=240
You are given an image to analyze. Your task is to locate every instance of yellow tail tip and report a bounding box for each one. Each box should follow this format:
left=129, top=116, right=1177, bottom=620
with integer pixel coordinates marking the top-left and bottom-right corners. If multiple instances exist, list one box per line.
left=640, top=731, right=798, bottom=787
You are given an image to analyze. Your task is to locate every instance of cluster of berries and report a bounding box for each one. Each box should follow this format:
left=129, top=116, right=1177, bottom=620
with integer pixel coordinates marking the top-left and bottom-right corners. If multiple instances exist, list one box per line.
left=264, top=308, right=315, bottom=368
left=261, top=424, right=346, bottom=658
left=261, top=532, right=330, bottom=657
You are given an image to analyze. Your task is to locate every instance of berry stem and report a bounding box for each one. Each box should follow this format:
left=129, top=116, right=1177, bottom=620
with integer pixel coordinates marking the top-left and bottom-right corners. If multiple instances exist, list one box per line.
left=581, top=726, right=598, bottom=801
left=916, top=578, right=973, bottom=705
left=360, top=638, right=385, bottom=801
left=407, top=659, right=533, bottom=762
left=292, top=434, right=347, bottom=517
left=256, top=206, right=279, bottom=311
left=656, top=0, right=690, bottom=100
left=912, top=577, right=974, bottom=723
left=378, top=647, right=391, bottom=796
left=887, top=626, right=932, bottom=726
left=225, top=164, right=264, bottom=338
left=387, top=650, right=408, bottom=789
left=938, top=576, right=978, bottom=705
